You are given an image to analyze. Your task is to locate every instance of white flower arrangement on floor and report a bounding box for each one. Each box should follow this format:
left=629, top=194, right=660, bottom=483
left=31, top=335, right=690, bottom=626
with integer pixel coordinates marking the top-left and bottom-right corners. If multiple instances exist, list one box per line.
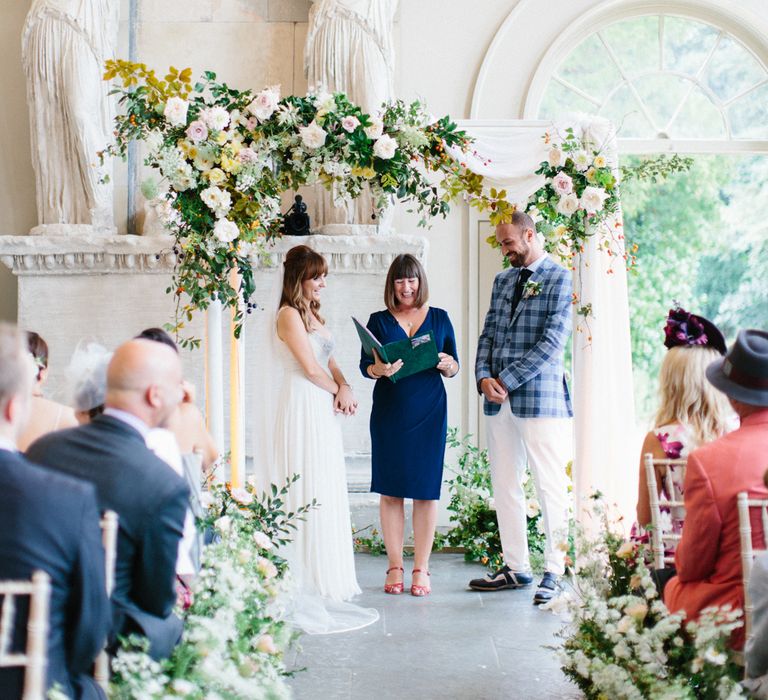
left=557, top=496, right=746, bottom=700
left=109, top=476, right=314, bottom=700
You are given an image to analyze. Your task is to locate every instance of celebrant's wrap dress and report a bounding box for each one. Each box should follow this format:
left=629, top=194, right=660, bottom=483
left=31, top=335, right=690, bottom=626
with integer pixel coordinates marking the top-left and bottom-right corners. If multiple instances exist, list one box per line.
left=360, top=307, right=458, bottom=500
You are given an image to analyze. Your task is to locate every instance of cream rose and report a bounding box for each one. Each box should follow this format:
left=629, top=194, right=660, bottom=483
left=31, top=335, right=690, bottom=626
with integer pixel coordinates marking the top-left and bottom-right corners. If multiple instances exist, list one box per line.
left=364, top=116, right=384, bottom=140
left=551, top=171, right=574, bottom=195
left=213, top=218, right=239, bottom=243
left=373, top=134, right=397, bottom=160
left=299, top=121, right=328, bottom=149
left=580, top=186, right=609, bottom=214
left=247, top=86, right=280, bottom=121
left=163, top=97, right=189, bottom=127
left=555, top=193, right=579, bottom=216
left=548, top=146, right=564, bottom=168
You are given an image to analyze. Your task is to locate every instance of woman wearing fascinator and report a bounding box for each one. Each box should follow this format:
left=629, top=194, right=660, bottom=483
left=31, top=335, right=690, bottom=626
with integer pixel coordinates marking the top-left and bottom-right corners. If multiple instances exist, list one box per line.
left=635, top=306, right=736, bottom=536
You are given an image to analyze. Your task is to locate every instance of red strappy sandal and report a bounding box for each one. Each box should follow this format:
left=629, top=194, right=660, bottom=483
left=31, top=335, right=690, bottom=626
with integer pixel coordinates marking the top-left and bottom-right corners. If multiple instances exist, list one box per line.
left=411, top=568, right=431, bottom=597
left=384, top=566, right=404, bottom=594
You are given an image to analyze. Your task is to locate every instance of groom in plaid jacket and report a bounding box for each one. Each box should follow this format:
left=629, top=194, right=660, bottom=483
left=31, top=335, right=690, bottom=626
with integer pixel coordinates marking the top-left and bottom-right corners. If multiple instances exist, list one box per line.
left=469, top=211, right=573, bottom=604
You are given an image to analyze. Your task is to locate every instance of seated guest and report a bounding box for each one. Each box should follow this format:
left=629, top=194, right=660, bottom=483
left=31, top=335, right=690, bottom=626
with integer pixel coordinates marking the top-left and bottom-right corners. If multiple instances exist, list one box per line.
left=665, top=329, right=768, bottom=649
left=746, top=539, right=768, bottom=695
left=0, top=323, right=110, bottom=699
left=635, top=307, right=733, bottom=531
left=136, top=327, right=219, bottom=477
left=66, top=342, right=112, bottom=424
left=18, top=331, right=77, bottom=450
left=27, top=338, right=190, bottom=660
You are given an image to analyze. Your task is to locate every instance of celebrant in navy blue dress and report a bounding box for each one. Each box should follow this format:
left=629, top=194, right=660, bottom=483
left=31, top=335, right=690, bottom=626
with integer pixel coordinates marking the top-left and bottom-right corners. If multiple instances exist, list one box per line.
left=360, top=254, right=458, bottom=597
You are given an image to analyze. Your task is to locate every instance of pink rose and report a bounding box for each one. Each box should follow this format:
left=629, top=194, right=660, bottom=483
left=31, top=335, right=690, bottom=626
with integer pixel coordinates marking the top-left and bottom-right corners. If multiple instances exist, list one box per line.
left=245, top=116, right=259, bottom=131
left=185, top=120, right=208, bottom=143
left=341, top=115, right=360, bottom=133
left=551, top=171, right=573, bottom=195
left=237, top=147, right=258, bottom=164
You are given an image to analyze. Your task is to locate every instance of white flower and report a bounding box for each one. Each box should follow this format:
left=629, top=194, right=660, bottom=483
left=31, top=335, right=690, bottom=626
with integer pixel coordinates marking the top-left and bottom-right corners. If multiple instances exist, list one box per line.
left=703, top=647, right=727, bottom=665
left=572, top=150, right=590, bottom=171
left=526, top=499, right=541, bottom=518
left=314, top=91, right=335, bottom=116
left=373, top=134, right=398, bottom=160
left=172, top=679, right=196, bottom=694
left=248, top=85, right=281, bottom=121
left=193, top=152, right=216, bottom=172
left=625, top=601, right=648, bottom=620
left=253, top=531, right=273, bottom=550
left=548, top=146, right=564, bottom=168
left=615, top=541, right=635, bottom=559
left=164, top=96, right=189, bottom=127
left=299, top=121, right=327, bottom=149
left=201, top=105, right=230, bottom=132
left=616, top=615, right=634, bottom=634
left=201, top=186, right=232, bottom=217
left=213, top=218, right=239, bottom=244
left=364, top=116, right=384, bottom=140
left=593, top=154, right=607, bottom=169
left=580, top=186, right=609, bottom=214
left=200, top=491, right=214, bottom=509
left=230, top=487, right=253, bottom=505
left=555, top=193, right=579, bottom=216
left=145, top=129, right=164, bottom=155
left=551, top=171, right=574, bottom=195
left=341, top=115, right=360, bottom=133
left=215, top=515, right=232, bottom=533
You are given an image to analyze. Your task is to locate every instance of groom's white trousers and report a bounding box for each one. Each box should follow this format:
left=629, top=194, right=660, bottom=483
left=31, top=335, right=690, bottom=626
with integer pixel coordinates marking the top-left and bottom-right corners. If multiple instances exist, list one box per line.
left=486, top=404, right=572, bottom=576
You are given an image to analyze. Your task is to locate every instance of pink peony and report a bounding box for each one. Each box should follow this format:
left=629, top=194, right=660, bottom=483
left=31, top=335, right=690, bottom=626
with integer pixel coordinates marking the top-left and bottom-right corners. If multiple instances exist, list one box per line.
left=185, top=120, right=208, bottom=143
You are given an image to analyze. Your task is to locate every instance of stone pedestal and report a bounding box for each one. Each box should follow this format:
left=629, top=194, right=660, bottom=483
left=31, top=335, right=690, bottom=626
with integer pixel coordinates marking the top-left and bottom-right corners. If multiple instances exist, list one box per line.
left=0, top=231, right=427, bottom=468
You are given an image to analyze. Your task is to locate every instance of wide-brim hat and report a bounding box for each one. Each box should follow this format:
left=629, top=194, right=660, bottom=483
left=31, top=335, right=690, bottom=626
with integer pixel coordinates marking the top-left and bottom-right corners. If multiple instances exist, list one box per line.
left=706, top=329, right=768, bottom=405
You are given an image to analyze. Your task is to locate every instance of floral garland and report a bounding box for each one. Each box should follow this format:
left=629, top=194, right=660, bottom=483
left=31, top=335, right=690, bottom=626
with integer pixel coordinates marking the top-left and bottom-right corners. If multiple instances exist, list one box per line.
left=109, top=477, right=314, bottom=699
left=102, top=61, right=480, bottom=341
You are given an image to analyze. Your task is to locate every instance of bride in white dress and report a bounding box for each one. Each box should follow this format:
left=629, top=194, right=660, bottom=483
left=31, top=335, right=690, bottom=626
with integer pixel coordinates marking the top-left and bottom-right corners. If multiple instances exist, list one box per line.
left=272, top=244, right=378, bottom=633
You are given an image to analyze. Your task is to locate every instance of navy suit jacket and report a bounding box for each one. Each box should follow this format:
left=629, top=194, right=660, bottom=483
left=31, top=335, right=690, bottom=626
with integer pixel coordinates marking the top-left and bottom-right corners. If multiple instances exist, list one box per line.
left=0, top=449, right=110, bottom=700
left=475, top=256, right=573, bottom=417
left=26, top=414, right=189, bottom=659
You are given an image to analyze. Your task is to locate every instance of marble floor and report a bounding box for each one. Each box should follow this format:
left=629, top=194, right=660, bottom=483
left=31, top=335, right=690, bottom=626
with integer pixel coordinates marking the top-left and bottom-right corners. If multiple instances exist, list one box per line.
left=287, top=553, right=581, bottom=700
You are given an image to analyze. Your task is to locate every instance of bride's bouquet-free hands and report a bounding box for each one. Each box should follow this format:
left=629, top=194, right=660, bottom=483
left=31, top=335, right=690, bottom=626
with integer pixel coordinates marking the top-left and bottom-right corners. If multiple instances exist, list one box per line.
left=334, top=384, right=358, bottom=416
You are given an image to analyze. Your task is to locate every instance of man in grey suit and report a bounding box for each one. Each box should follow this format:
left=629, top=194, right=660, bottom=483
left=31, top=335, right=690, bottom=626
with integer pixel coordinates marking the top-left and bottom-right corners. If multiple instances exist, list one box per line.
left=0, top=323, right=111, bottom=699
left=27, top=338, right=189, bottom=659
left=469, top=211, right=573, bottom=604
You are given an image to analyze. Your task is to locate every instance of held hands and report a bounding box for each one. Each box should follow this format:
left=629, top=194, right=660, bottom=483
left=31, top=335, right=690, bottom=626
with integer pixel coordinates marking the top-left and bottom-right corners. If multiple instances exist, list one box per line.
left=480, top=377, right=508, bottom=404
left=370, top=348, right=404, bottom=379
left=334, top=384, right=358, bottom=416
left=436, top=352, right=458, bottom=377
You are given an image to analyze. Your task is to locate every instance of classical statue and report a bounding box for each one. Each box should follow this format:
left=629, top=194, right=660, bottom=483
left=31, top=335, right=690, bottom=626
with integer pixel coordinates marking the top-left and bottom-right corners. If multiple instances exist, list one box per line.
left=305, top=0, right=399, bottom=230
left=22, top=0, right=119, bottom=233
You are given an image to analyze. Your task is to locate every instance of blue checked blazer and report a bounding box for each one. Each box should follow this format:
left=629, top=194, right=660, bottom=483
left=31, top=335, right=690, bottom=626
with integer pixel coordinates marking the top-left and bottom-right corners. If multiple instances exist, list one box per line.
left=475, top=256, right=573, bottom=417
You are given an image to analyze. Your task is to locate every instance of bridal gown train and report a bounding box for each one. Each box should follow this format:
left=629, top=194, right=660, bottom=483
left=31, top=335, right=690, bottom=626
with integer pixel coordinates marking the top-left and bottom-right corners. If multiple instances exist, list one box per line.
left=272, top=322, right=378, bottom=634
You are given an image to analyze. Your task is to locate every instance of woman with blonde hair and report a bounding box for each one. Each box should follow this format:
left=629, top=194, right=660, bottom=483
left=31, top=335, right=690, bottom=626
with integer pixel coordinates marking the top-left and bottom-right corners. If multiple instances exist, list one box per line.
left=272, top=244, right=377, bottom=633
left=636, top=306, right=734, bottom=529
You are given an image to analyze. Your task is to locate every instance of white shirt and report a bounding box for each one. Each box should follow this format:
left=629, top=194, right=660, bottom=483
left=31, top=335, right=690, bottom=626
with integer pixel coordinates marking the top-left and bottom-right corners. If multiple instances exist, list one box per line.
left=524, top=252, right=547, bottom=273
left=103, top=407, right=150, bottom=439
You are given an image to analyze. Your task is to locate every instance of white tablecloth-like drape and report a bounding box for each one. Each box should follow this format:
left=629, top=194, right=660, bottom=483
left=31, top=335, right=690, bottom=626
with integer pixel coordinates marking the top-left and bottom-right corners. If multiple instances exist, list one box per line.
left=453, top=116, right=637, bottom=525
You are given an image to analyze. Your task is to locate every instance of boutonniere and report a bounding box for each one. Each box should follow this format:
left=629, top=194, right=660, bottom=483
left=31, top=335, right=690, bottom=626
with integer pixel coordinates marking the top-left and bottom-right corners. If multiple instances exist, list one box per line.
left=522, top=280, right=542, bottom=300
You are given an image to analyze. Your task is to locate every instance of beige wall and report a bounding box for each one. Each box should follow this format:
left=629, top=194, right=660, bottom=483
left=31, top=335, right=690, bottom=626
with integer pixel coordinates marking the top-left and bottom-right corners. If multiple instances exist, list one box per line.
left=1, top=0, right=765, bottom=427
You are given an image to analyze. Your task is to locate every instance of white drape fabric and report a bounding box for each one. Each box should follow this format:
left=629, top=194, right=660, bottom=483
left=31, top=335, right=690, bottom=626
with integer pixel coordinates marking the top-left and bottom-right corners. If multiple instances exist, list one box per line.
left=454, top=116, right=636, bottom=524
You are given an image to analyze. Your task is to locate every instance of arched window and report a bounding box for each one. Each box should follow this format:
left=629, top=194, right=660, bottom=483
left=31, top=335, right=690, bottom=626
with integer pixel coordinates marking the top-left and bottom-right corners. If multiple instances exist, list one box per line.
left=536, top=14, right=768, bottom=145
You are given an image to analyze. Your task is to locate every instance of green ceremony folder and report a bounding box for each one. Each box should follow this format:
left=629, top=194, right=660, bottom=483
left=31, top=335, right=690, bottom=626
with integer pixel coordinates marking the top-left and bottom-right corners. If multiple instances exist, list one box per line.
left=353, top=317, right=440, bottom=384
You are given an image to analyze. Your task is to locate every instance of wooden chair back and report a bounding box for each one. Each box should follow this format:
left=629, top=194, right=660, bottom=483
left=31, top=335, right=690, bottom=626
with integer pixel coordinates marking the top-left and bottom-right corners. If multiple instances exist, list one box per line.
left=644, top=454, right=687, bottom=569
left=0, top=570, right=51, bottom=700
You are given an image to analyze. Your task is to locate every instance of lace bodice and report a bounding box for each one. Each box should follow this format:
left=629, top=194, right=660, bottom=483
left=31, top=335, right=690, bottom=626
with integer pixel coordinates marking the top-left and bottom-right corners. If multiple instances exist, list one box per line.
left=278, top=328, right=335, bottom=375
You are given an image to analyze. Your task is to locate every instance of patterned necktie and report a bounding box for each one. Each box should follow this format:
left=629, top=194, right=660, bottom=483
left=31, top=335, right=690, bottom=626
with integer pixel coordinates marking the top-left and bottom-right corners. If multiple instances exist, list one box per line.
left=510, top=268, right=533, bottom=319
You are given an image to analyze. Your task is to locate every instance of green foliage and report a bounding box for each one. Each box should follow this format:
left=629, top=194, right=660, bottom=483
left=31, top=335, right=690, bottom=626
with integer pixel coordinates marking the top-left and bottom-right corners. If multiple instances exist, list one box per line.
left=442, top=428, right=547, bottom=572
left=352, top=524, right=387, bottom=556
left=560, top=498, right=746, bottom=699
left=622, top=154, right=768, bottom=418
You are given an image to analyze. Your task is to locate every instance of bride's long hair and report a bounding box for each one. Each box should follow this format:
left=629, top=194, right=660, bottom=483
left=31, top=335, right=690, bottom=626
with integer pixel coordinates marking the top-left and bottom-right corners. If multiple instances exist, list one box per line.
left=279, top=245, right=328, bottom=332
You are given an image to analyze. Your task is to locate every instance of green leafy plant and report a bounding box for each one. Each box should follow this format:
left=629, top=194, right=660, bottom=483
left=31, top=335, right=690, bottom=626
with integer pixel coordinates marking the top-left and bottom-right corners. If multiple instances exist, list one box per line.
left=110, top=476, right=312, bottom=699
left=558, top=495, right=745, bottom=700
left=442, top=428, right=548, bottom=572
